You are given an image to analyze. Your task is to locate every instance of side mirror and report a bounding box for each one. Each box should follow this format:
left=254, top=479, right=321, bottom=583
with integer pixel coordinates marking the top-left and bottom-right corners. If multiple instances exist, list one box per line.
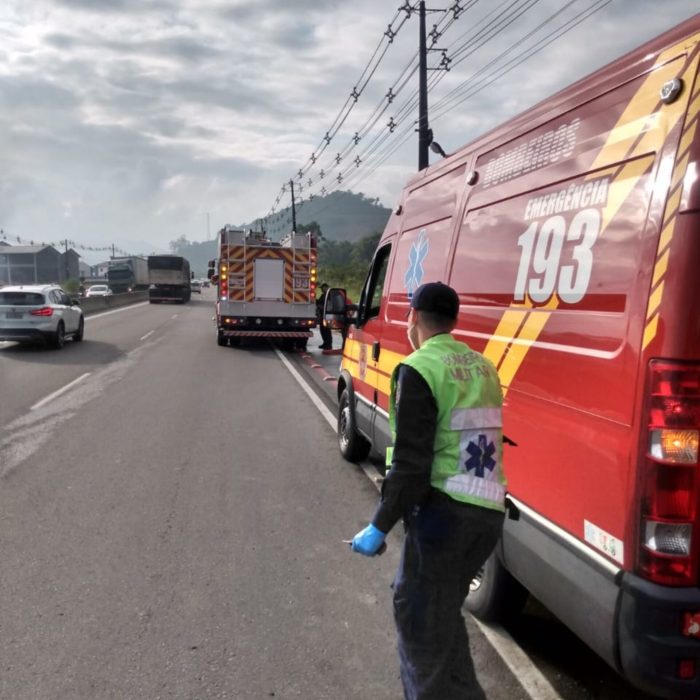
left=207, top=259, right=216, bottom=268
left=324, top=288, right=347, bottom=328
left=71, top=298, right=81, bottom=307
left=207, top=268, right=215, bottom=279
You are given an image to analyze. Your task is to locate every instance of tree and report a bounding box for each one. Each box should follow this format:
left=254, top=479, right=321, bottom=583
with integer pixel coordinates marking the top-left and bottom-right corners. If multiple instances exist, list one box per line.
left=170, top=235, right=189, bottom=253
left=297, top=221, right=323, bottom=241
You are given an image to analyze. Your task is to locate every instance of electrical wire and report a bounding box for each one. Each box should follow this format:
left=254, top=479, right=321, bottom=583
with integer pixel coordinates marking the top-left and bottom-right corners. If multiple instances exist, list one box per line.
left=264, top=0, right=613, bottom=231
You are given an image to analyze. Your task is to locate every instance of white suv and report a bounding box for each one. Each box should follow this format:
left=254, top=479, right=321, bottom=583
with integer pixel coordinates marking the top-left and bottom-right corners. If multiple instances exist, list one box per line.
left=0, top=284, right=85, bottom=349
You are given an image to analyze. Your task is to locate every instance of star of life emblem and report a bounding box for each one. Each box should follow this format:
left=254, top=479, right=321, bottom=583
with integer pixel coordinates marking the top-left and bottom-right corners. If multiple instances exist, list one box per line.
left=404, top=229, right=429, bottom=297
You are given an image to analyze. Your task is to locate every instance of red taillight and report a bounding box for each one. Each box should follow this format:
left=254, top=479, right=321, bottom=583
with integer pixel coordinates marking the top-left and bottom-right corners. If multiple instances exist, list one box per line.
left=638, top=361, right=700, bottom=586
left=30, top=307, right=53, bottom=317
left=677, top=659, right=696, bottom=680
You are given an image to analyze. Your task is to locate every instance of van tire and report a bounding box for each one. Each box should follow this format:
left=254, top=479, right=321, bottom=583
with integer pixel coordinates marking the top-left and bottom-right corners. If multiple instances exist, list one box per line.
left=465, top=550, right=529, bottom=622
left=338, top=389, right=370, bottom=462
left=217, top=331, right=227, bottom=346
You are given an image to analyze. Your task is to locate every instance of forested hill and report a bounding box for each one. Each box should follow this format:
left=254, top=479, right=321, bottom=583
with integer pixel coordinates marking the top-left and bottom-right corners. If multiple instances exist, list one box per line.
left=260, top=191, right=391, bottom=243
left=170, top=190, right=391, bottom=276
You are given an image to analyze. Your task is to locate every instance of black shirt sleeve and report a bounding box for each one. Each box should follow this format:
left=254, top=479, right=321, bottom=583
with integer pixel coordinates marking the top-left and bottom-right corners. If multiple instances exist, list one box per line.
left=371, top=364, right=437, bottom=534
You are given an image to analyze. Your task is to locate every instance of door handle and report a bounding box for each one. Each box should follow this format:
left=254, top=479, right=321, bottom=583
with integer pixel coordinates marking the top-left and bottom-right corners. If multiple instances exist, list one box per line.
left=372, top=341, right=380, bottom=361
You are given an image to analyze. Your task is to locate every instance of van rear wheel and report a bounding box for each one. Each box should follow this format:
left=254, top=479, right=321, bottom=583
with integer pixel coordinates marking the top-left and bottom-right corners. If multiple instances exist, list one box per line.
left=465, top=550, right=529, bottom=623
left=338, top=389, right=370, bottom=462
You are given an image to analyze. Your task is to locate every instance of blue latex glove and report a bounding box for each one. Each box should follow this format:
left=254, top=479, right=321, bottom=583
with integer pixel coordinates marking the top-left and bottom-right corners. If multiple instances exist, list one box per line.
left=351, top=523, right=386, bottom=556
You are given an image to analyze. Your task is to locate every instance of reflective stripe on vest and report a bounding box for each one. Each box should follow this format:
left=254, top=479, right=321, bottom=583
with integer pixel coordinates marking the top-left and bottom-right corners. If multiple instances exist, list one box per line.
left=388, top=334, right=506, bottom=512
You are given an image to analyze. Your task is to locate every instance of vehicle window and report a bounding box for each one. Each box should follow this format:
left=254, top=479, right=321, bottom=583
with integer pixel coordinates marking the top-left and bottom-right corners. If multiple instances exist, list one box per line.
left=49, top=290, right=62, bottom=304
left=0, top=292, right=44, bottom=305
left=359, top=244, right=391, bottom=325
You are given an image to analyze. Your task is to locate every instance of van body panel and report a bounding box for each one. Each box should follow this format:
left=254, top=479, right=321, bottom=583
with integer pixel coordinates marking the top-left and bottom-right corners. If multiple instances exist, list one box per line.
left=501, top=500, right=620, bottom=671
left=338, top=16, right=700, bottom=698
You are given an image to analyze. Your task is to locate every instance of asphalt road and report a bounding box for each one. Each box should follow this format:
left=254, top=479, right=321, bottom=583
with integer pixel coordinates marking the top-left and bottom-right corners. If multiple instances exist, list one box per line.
left=0, top=294, right=528, bottom=700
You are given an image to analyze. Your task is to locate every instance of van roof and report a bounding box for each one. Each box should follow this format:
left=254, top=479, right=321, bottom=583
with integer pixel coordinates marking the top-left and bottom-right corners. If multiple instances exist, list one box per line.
left=406, top=13, right=700, bottom=191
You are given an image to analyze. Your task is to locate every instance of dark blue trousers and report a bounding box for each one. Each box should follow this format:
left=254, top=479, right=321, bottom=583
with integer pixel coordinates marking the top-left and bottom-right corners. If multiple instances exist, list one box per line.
left=392, top=491, right=504, bottom=700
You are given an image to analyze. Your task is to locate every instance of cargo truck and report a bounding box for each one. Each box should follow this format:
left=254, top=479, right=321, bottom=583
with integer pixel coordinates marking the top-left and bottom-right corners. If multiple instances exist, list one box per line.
left=106, top=256, right=148, bottom=293
left=147, top=255, right=191, bottom=304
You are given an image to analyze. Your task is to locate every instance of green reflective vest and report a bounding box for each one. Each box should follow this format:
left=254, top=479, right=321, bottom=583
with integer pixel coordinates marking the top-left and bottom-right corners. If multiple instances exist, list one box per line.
left=388, top=333, right=506, bottom=511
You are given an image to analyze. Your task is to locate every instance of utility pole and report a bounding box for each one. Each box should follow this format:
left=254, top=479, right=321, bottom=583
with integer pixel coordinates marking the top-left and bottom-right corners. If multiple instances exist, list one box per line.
left=418, top=0, right=430, bottom=171
left=290, top=179, right=297, bottom=234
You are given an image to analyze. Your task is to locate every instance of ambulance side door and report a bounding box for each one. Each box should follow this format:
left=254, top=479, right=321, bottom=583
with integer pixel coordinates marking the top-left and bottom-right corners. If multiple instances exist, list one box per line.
left=351, top=243, right=392, bottom=445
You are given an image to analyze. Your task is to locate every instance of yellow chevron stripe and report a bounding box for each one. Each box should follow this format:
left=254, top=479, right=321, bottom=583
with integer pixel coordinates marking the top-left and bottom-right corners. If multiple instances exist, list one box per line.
left=643, top=314, right=659, bottom=349
left=642, top=51, right=700, bottom=349
left=688, top=90, right=700, bottom=122
left=498, top=310, right=554, bottom=389
left=652, top=248, right=670, bottom=288
left=658, top=219, right=675, bottom=253
left=664, top=184, right=683, bottom=222
left=646, top=281, right=665, bottom=319
left=678, top=120, right=697, bottom=159
left=482, top=308, right=530, bottom=368
left=600, top=156, right=654, bottom=234
left=672, top=150, right=691, bottom=189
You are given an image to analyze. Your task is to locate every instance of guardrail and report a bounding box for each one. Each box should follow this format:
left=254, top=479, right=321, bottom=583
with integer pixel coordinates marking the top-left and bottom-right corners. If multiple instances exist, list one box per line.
left=77, top=291, right=149, bottom=315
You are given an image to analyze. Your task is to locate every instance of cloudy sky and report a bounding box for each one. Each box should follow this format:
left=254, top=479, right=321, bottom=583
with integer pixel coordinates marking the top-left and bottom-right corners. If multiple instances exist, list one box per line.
left=1, top=0, right=698, bottom=261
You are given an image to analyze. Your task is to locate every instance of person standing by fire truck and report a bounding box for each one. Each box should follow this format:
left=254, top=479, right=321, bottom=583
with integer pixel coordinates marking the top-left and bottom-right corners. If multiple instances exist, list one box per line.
left=316, top=282, right=333, bottom=349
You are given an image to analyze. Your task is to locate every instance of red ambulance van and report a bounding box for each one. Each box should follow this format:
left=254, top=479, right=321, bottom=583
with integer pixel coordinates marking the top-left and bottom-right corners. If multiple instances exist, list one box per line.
left=329, top=14, right=700, bottom=699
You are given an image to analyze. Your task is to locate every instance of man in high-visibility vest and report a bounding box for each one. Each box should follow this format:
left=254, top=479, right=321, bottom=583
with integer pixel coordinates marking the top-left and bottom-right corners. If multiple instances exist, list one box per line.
left=351, top=281, right=506, bottom=700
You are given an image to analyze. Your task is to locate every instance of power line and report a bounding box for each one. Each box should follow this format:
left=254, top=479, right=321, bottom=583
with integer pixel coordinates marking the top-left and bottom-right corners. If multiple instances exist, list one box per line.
left=431, top=0, right=612, bottom=120
left=264, top=0, right=614, bottom=231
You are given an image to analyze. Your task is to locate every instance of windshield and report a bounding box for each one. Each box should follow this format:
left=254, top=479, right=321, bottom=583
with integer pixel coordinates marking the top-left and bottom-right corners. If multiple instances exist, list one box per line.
left=0, top=292, right=44, bottom=305
left=148, top=257, right=183, bottom=271
left=108, top=269, right=132, bottom=279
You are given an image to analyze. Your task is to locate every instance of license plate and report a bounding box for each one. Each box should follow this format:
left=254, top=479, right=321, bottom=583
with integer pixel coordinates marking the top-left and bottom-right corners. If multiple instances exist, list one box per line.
left=6, top=311, right=22, bottom=319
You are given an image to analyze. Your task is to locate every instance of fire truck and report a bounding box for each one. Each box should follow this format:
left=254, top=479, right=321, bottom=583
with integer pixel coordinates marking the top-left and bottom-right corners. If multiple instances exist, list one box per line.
left=209, top=226, right=317, bottom=349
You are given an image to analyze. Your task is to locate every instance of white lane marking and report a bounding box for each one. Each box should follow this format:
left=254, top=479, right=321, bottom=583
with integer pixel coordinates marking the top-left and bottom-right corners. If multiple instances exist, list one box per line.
left=275, top=349, right=337, bottom=427
left=171, top=314, right=179, bottom=319
left=84, top=302, right=149, bottom=320
left=30, top=372, right=91, bottom=411
left=275, top=347, right=563, bottom=700
left=140, top=330, right=154, bottom=341
left=472, top=621, right=563, bottom=700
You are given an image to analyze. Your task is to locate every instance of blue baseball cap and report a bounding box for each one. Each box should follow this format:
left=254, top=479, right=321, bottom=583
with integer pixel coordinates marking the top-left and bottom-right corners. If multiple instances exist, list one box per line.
left=410, top=282, right=459, bottom=320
